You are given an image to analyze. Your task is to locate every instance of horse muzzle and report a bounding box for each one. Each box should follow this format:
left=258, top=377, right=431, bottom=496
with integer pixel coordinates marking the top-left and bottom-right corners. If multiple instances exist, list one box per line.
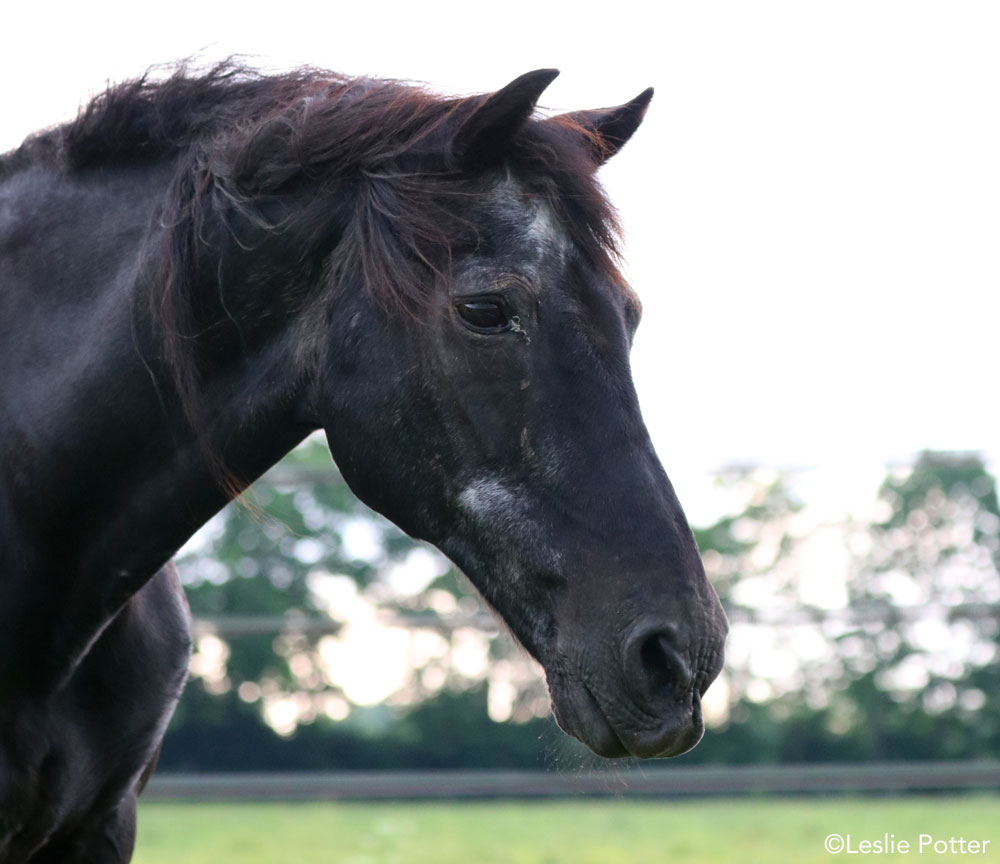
left=545, top=617, right=726, bottom=759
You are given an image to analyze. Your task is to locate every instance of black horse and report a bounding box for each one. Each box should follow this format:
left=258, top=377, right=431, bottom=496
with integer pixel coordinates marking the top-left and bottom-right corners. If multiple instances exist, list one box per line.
left=0, top=63, right=728, bottom=861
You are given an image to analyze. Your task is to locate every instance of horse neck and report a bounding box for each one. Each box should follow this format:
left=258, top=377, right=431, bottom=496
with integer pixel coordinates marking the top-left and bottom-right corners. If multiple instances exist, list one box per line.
left=77, top=285, right=321, bottom=598
left=1, top=160, right=325, bottom=696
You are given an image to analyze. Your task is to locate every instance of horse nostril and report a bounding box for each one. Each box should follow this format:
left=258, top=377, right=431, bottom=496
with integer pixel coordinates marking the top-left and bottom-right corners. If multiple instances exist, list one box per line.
left=630, top=627, right=694, bottom=700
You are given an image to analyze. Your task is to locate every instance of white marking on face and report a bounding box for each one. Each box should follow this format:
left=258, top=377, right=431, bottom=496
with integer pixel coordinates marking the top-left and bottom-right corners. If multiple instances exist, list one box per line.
left=493, top=178, right=571, bottom=272
left=458, top=478, right=518, bottom=525
left=457, top=477, right=563, bottom=568
left=526, top=201, right=559, bottom=247
left=526, top=199, right=571, bottom=268
left=452, top=477, right=562, bottom=653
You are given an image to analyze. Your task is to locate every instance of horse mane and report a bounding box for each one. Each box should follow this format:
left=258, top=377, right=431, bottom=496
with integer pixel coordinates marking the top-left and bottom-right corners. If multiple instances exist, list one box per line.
left=12, top=60, right=623, bottom=280
left=6, top=61, right=626, bottom=483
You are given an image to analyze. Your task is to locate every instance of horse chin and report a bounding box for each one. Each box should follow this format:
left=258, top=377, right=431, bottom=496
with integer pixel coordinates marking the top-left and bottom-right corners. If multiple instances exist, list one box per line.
left=547, top=673, right=705, bottom=760
left=550, top=678, right=630, bottom=758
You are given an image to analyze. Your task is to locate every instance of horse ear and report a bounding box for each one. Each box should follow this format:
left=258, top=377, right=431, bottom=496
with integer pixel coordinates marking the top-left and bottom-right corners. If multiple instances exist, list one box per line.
left=453, top=69, right=560, bottom=167
left=556, top=87, right=654, bottom=165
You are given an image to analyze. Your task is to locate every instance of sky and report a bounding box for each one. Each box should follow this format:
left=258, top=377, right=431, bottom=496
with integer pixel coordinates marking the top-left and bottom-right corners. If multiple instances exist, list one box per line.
left=4, top=0, right=998, bottom=525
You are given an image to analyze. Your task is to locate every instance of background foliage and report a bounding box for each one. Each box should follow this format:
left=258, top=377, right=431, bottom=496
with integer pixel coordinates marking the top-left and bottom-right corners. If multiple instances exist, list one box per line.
left=160, top=443, right=1000, bottom=770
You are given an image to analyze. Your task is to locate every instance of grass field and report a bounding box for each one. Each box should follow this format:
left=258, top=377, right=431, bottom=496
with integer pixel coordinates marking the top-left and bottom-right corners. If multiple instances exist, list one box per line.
left=134, top=796, right=998, bottom=863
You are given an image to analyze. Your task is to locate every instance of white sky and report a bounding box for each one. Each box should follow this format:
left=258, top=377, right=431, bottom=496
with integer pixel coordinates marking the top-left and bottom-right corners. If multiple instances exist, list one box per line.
left=4, top=1, right=998, bottom=524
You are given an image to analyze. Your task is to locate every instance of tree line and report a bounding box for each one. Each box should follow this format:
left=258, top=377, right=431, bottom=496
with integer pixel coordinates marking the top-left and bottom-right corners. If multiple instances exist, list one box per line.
left=159, top=445, right=1000, bottom=770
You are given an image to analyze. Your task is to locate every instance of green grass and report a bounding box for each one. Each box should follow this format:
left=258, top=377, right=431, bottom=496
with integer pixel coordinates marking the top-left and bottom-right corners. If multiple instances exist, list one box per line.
left=134, top=796, right=999, bottom=864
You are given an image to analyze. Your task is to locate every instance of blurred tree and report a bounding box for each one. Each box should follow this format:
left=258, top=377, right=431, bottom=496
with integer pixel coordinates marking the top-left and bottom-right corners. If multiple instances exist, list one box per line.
left=167, top=433, right=553, bottom=766
left=837, top=450, right=1000, bottom=759
left=163, top=446, right=1000, bottom=770
left=694, top=464, right=804, bottom=608
left=182, top=436, right=399, bottom=710
left=161, top=684, right=562, bottom=771
left=684, top=452, right=1000, bottom=765
left=694, top=466, right=813, bottom=708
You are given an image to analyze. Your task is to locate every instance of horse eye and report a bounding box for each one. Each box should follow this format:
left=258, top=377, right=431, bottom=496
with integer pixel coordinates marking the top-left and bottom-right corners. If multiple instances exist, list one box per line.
left=456, top=300, right=509, bottom=331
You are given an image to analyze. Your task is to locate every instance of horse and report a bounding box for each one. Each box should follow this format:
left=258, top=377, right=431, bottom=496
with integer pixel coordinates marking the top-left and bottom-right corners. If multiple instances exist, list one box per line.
left=0, top=63, right=728, bottom=861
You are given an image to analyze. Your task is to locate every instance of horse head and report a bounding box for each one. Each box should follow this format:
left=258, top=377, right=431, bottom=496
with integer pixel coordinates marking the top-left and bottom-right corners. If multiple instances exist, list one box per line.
left=313, top=71, right=728, bottom=758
